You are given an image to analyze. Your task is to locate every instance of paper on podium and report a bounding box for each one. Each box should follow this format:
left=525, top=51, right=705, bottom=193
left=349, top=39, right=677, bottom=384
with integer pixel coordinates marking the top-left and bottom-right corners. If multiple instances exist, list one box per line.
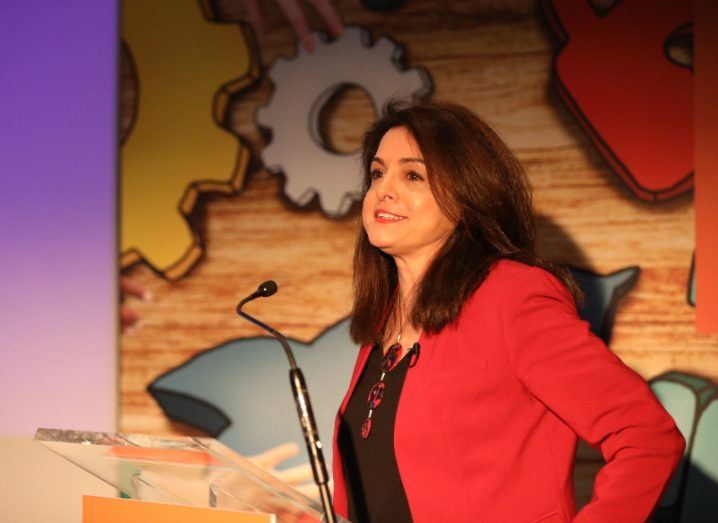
left=35, top=428, right=339, bottom=522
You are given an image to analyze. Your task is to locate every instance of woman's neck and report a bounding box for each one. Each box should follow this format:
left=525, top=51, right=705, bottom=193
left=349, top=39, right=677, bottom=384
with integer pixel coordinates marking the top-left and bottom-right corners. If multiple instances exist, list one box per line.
left=393, top=254, right=428, bottom=312
left=382, top=258, right=423, bottom=350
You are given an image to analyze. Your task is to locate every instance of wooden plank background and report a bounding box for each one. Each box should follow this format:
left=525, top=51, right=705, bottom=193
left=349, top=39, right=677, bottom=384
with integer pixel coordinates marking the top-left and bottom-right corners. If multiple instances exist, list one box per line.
left=120, top=0, right=717, bottom=507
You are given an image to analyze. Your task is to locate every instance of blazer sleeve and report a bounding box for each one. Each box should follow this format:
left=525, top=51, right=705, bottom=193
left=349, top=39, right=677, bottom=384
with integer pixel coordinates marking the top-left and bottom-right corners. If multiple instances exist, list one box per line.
left=500, top=266, right=685, bottom=522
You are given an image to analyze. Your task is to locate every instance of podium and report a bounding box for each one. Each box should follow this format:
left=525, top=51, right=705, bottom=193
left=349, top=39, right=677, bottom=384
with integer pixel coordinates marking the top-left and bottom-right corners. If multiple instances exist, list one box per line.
left=35, top=428, right=345, bottom=522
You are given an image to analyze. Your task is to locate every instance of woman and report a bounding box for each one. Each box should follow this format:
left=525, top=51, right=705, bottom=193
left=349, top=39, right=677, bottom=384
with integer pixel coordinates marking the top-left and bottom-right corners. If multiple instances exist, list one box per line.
left=331, top=101, right=684, bottom=522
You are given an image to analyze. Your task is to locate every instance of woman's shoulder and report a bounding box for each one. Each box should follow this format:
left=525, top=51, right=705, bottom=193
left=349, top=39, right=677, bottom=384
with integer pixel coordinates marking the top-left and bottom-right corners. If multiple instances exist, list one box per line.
left=476, top=258, right=574, bottom=304
left=486, top=258, right=553, bottom=285
left=452, top=259, right=579, bottom=333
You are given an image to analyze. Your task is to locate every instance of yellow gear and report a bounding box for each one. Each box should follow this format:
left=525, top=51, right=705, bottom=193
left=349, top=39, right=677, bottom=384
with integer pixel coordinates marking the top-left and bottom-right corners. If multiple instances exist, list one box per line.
left=121, top=0, right=258, bottom=279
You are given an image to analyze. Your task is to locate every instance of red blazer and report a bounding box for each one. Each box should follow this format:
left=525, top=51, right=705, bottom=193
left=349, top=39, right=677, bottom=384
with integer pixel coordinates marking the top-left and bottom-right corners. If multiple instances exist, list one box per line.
left=332, top=260, right=684, bottom=522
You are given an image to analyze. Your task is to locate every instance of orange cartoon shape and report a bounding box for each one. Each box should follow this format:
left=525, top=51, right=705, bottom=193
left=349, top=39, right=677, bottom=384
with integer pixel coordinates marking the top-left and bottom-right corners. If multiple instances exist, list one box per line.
left=542, top=0, right=693, bottom=202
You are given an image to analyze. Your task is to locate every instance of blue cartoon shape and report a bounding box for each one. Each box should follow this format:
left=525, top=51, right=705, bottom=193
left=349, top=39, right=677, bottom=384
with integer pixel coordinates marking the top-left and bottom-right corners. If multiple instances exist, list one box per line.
left=569, top=265, right=640, bottom=343
left=149, top=319, right=357, bottom=469
left=687, top=253, right=695, bottom=307
left=149, top=264, right=640, bottom=470
left=651, top=372, right=718, bottom=522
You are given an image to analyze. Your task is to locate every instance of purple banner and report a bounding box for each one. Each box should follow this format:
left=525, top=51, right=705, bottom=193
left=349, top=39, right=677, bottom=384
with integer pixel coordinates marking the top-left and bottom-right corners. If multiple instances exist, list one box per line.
left=0, top=1, right=118, bottom=434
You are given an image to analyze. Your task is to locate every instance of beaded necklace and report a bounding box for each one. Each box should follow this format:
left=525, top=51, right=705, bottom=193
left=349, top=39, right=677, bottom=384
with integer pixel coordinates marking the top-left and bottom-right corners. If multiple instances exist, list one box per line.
left=360, top=317, right=421, bottom=439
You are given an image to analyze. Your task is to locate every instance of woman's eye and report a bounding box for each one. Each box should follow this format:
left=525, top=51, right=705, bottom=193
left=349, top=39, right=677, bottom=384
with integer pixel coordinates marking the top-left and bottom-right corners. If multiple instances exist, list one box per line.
left=370, top=169, right=384, bottom=180
left=406, top=171, right=424, bottom=181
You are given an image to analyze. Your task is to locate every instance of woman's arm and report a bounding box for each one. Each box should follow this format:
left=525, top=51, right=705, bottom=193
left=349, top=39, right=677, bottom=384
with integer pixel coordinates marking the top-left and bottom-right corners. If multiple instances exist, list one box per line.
left=501, top=265, right=685, bottom=522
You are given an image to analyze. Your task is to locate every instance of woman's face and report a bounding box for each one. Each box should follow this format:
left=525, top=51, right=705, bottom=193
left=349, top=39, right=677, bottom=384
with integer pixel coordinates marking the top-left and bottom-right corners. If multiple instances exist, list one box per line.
left=362, top=126, right=455, bottom=261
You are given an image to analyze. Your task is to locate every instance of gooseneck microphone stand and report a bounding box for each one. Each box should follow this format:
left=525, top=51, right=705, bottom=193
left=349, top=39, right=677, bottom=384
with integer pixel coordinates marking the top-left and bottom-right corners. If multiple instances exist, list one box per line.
left=236, top=281, right=337, bottom=523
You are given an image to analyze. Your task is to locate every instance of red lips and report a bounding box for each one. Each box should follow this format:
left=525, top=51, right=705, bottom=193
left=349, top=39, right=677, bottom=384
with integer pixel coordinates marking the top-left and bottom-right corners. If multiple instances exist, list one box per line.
left=374, top=208, right=407, bottom=223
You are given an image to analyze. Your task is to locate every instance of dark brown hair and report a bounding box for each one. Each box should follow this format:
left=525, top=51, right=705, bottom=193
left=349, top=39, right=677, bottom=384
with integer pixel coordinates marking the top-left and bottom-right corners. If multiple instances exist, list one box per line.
left=349, top=100, right=582, bottom=345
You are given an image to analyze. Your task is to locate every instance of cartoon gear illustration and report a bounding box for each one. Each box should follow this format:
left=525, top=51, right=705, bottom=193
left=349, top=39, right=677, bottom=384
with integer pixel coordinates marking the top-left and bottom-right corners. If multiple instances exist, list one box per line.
left=257, top=26, right=432, bottom=217
left=121, top=0, right=259, bottom=280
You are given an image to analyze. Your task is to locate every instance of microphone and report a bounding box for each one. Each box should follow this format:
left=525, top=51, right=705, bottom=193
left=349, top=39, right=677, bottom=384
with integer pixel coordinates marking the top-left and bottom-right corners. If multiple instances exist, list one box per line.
left=236, top=280, right=277, bottom=311
left=236, top=281, right=296, bottom=368
left=236, top=281, right=336, bottom=523
left=255, top=280, right=278, bottom=298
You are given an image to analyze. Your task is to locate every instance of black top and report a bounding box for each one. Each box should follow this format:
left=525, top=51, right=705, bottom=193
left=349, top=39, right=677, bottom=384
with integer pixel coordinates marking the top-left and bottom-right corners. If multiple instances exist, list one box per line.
left=337, top=344, right=413, bottom=523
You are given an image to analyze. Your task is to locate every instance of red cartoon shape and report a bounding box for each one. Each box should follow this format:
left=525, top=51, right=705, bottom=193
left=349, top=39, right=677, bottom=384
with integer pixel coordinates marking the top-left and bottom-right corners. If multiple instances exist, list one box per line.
left=542, top=0, right=693, bottom=202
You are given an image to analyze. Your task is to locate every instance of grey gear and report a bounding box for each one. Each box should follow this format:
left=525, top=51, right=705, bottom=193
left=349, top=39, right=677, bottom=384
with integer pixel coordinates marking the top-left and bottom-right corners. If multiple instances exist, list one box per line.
left=257, top=26, right=432, bottom=217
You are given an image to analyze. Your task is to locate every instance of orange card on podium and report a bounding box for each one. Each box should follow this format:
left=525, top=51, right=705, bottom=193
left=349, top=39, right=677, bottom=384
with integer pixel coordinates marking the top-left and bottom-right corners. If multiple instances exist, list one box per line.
left=83, top=496, right=272, bottom=523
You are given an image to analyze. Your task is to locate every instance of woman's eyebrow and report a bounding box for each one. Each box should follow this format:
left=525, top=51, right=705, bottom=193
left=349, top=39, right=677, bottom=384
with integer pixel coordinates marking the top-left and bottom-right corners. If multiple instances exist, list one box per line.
left=370, top=157, right=425, bottom=165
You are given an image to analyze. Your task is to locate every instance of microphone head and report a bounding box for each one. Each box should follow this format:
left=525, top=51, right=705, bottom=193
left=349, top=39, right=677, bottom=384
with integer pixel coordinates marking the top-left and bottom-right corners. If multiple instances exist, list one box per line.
left=257, top=280, right=278, bottom=298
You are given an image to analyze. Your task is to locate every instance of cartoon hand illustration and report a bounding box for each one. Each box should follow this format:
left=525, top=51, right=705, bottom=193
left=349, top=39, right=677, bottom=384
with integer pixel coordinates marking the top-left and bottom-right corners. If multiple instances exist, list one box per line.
left=120, top=276, right=151, bottom=333
left=541, top=0, right=693, bottom=202
left=241, top=0, right=343, bottom=52
left=250, top=442, right=331, bottom=499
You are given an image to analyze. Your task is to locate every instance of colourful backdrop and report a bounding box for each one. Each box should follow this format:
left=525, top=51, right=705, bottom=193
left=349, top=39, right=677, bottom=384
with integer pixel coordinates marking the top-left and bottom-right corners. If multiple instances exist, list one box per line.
left=118, top=0, right=717, bottom=516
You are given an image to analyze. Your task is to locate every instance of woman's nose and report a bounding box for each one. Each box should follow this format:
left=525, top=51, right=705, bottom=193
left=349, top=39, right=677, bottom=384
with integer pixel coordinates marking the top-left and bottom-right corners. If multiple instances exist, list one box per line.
left=376, top=172, right=399, bottom=200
